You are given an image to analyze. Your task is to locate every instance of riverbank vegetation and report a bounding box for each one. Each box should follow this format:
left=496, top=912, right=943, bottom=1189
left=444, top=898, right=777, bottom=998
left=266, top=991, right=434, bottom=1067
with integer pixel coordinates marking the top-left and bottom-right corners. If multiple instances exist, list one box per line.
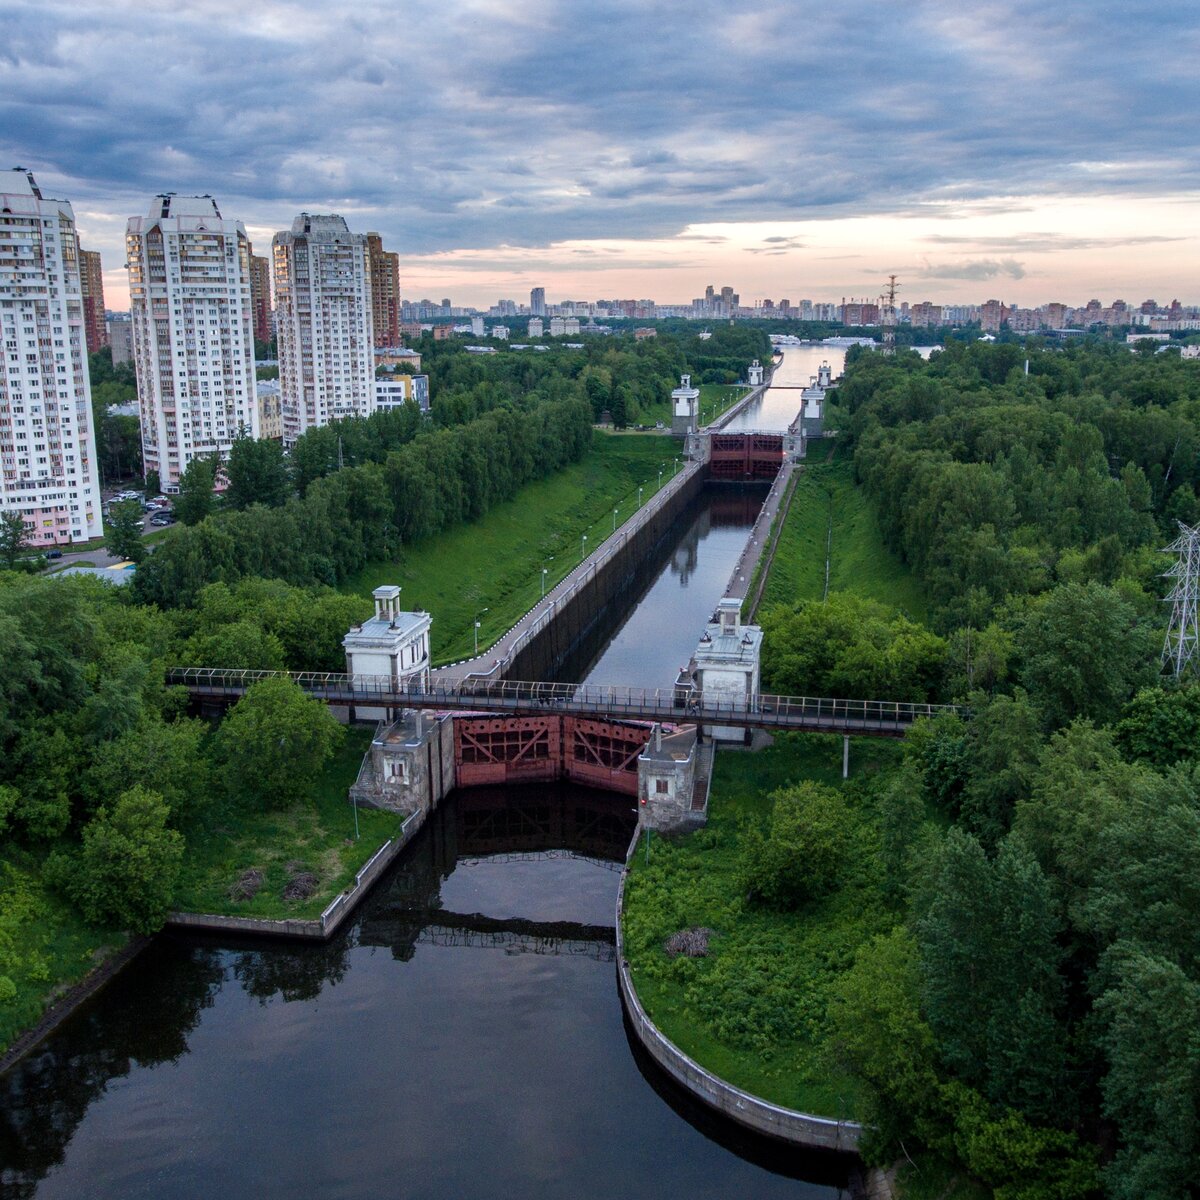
left=625, top=341, right=1200, bottom=1199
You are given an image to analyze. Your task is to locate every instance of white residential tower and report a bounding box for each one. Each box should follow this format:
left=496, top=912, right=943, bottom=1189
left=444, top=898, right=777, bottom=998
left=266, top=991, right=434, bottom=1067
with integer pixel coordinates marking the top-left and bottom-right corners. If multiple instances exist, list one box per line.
left=0, top=169, right=103, bottom=545
left=273, top=214, right=375, bottom=444
left=125, top=194, right=258, bottom=490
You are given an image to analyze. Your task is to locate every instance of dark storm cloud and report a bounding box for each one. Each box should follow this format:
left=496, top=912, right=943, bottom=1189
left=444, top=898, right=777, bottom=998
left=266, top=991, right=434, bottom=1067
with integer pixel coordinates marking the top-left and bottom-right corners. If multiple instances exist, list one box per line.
left=1, top=0, right=1196, bottom=261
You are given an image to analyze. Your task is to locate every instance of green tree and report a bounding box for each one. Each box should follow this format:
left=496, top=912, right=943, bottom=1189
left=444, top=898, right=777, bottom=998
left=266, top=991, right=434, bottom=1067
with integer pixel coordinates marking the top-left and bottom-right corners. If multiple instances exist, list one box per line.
left=65, top=786, right=184, bottom=933
left=1016, top=581, right=1155, bottom=729
left=86, top=718, right=211, bottom=826
left=916, top=829, right=1067, bottom=1123
left=0, top=511, right=30, bottom=570
left=183, top=619, right=286, bottom=671
left=213, top=676, right=343, bottom=809
left=144, top=469, right=161, bottom=497
left=225, top=435, right=290, bottom=510
left=1115, top=683, right=1200, bottom=770
left=1095, top=943, right=1200, bottom=1199
left=174, top=455, right=218, bottom=526
left=739, top=781, right=851, bottom=907
left=104, top=498, right=145, bottom=563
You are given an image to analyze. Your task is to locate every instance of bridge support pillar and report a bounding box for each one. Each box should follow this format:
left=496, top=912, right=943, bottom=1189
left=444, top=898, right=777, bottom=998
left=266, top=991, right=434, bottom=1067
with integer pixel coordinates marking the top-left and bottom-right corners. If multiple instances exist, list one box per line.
left=638, top=724, right=703, bottom=832
left=842, top=735, right=850, bottom=780
left=349, top=710, right=456, bottom=816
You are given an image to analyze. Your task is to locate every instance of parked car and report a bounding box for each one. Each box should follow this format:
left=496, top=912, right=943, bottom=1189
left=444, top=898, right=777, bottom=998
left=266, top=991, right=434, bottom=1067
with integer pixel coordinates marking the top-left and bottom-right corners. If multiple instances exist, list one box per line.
left=46, top=549, right=63, bottom=559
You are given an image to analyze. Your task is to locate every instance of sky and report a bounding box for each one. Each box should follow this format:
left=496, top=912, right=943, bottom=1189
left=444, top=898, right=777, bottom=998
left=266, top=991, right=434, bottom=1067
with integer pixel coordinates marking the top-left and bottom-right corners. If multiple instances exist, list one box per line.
left=3, top=0, right=1198, bottom=311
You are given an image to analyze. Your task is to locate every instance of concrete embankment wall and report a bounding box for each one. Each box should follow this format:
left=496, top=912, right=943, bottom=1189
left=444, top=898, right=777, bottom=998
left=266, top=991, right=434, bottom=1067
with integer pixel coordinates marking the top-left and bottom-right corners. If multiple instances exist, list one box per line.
left=615, top=841, right=864, bottom=1154
left=506, top=467, right=706, bottom=680
left=166, top=807, right=426, bottom=942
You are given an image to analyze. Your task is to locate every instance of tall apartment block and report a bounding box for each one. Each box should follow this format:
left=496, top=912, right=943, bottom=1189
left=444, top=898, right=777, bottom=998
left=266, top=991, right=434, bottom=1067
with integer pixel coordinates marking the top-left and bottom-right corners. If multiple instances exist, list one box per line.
left=530, top=286, right=546, bottom=316
left=248, top=252, right=272, bottom=347
left=0, top=170, right=103, bottom=545
left=126, top=194, right=258, bottom=490
left=79, top=248, right=108, bottom=354
left=273, top=213, right=375, bottom=444
left=366, top=233, right=401, bottom=348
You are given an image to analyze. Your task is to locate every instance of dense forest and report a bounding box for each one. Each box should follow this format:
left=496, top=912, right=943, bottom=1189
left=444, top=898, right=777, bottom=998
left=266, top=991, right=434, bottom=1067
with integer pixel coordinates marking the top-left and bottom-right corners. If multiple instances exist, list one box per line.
left=757, top=342, right=1200, bottom=1197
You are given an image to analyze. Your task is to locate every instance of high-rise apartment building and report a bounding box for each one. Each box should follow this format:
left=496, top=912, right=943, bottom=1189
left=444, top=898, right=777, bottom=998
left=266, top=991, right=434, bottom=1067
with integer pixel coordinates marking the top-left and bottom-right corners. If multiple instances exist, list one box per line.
left=980, top=299, right=1008, bottom=332
left=0, top=170, right=103, bottom=545
left=107, top=314, right=133, bottom=364
left=530, top=287, right=546, bottom=317
left=366, top=233, right=401, bottom=348
left=248, top=252, right=272, bottom=347
left=126, top=194, right=259, bottom=490
left=79, top=248, right=108, bottom=354
left=273, top=213, right=375, bottom=444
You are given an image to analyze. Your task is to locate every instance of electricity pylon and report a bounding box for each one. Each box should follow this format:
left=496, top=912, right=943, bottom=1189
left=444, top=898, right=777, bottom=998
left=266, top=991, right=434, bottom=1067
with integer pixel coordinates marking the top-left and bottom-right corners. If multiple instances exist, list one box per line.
left=1162, top=522, right=1200, bottom=676
left=880, top=274, right=899, bottom=355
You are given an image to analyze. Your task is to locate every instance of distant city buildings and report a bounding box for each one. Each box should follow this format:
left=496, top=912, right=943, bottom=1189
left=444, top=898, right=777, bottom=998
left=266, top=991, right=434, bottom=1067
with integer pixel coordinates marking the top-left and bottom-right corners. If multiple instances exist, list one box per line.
left=126, top=193, right=258, bottom=489
left=528, top=317, right=543, bottom=338
left=530, top=286, right=546, bottom=316
left=273, top=213, right=375, bottom=444
left=366, top=232, right=401, bottom=349
left=0, top=169, right=104, bottom=545
left=248, top=252, right=272, bottom=346
left=78, top=248, right=107, bottom=354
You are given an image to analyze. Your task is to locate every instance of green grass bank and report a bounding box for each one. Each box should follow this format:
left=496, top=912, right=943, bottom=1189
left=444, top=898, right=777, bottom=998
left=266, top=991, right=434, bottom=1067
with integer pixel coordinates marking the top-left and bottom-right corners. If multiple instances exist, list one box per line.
left=0, top=849, right=127, bottom=1056
left=171, top=726, right=395, bottom=921
left=621, top=732, right=905, bottom=1119
left=342, top=431, right=686, bottom=664
left=758, top=449, right=927, bottom=623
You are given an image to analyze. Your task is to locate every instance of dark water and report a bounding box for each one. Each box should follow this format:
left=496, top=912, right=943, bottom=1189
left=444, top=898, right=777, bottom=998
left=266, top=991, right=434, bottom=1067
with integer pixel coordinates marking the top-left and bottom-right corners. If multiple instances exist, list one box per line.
left=0, top=489, right=851, bottom=1199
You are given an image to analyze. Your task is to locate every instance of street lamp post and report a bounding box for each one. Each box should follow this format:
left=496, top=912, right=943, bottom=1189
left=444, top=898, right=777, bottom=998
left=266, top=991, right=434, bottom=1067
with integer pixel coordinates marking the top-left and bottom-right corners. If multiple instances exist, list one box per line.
left=612, top=507, right=618, bottom=534
left=638, top=485, right=644, bottom=508
left=541, top=557, right=554, bottom=598
left=474, top=606, right=489, bottom=655
left=581, top=533, right=588, bottom=561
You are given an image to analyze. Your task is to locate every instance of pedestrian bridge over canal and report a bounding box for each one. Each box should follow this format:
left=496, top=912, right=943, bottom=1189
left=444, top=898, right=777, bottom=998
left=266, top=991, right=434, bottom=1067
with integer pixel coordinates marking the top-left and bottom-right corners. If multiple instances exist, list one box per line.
left=169, top=667, right=962, bottom=739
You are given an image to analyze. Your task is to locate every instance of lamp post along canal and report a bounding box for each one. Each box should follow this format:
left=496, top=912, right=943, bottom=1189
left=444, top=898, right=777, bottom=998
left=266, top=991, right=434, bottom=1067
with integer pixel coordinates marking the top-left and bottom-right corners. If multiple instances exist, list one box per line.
left=474, top=607, right=489, bottom=655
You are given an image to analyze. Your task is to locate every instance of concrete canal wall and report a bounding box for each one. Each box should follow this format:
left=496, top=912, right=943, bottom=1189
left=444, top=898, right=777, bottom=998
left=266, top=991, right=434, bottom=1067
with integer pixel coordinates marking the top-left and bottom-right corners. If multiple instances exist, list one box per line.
left=166, top=808, right=426, bottom=942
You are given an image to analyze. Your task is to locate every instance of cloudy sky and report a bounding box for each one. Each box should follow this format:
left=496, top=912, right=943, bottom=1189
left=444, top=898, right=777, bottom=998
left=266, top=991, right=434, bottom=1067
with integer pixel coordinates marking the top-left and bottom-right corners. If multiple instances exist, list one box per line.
left=4, top=0, right=1198, bottom=310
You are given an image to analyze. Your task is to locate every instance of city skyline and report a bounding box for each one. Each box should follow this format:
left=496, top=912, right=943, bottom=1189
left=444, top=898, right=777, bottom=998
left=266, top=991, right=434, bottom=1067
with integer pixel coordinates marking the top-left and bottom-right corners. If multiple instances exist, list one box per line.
left=3, top=1, right=1198, bottom=311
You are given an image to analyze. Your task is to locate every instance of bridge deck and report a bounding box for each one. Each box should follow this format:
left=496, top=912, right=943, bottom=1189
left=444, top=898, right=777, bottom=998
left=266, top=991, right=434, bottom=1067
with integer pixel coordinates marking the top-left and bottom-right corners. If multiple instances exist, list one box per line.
left=169, top=668, right=962, bottom=738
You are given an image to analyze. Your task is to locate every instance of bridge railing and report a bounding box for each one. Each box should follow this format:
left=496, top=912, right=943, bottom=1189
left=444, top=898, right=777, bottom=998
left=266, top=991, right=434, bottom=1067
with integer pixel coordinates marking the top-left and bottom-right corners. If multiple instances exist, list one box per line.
left=167, top=667, right=965, bottom=730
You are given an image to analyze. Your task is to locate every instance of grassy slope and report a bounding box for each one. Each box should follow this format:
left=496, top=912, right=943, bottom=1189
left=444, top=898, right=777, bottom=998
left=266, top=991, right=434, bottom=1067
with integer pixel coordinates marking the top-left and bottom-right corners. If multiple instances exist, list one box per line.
left=171, top=726, right=397, bottom=920
left=623, top=733, right=905, bottom=1117
left=759, top=448, right=927, bottom=623
left=0, top=849, right=126, bottom=1056
left=342, top=431, right=683, bottom=664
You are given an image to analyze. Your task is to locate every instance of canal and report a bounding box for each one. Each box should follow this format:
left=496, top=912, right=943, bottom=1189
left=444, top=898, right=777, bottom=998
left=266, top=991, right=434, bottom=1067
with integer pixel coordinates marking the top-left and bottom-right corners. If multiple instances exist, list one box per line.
left=0, top=373, right=852, bottom=1198
left=723, top=344, right=847, bottom=432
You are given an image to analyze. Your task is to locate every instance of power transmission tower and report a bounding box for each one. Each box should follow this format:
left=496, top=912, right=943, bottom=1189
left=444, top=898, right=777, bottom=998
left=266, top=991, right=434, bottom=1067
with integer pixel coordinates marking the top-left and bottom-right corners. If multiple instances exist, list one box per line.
left=881, top=274, right=899, bottom=355
left=1162, top=522, right=1200, bottom=676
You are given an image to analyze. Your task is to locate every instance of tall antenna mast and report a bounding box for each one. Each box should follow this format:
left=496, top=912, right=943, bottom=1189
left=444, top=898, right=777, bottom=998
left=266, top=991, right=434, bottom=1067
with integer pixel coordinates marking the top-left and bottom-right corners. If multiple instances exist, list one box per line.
left=881, top=274, right=899, bottom=355
left=1162, top=521, right=1200, bottom=676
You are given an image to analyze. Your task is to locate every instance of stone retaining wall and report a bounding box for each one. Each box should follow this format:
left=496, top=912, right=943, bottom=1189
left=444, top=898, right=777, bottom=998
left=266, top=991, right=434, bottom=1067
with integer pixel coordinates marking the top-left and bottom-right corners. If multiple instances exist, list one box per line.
left=167, top=807, right=426, bottom=942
